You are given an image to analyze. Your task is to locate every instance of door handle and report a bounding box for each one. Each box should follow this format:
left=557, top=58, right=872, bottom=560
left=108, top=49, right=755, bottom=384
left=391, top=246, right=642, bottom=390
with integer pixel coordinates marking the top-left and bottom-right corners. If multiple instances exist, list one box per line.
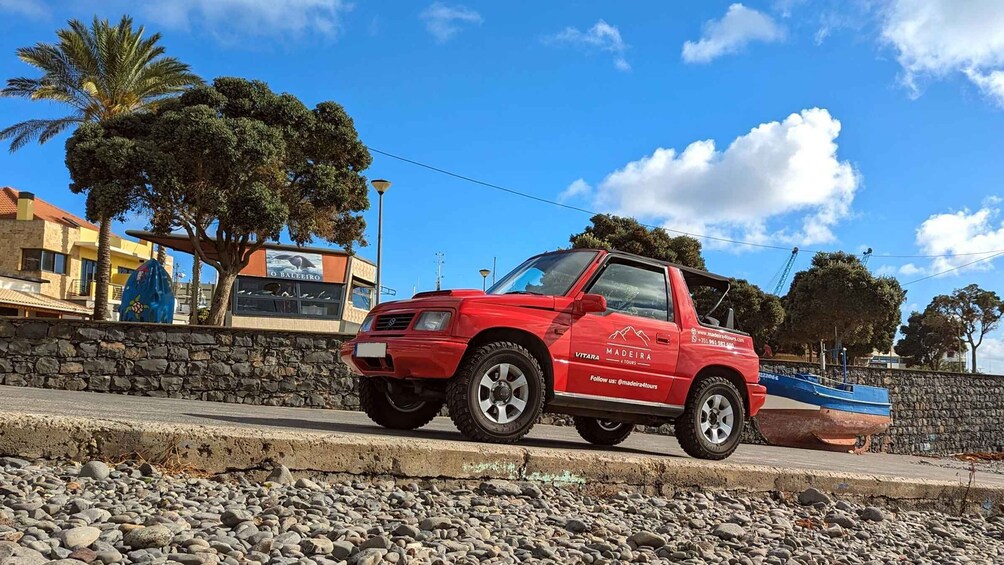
left=656, top=333, right=671, bottom=345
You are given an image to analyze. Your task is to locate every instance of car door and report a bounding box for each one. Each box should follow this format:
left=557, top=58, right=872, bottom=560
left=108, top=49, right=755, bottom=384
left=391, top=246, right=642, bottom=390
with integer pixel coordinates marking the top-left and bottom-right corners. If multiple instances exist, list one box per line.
left=566, top=259, right=681, bottom=405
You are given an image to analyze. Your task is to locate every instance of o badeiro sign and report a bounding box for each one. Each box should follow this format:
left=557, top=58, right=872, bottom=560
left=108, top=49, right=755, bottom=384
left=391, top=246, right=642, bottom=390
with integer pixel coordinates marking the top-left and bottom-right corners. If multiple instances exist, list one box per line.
left=265, top=249, right=324, bottom=281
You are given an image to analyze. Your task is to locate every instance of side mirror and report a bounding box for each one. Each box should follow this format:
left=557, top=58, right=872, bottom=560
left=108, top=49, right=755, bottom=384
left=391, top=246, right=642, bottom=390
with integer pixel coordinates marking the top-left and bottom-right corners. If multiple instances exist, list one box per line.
left=576, top=293, right=607, bottom=315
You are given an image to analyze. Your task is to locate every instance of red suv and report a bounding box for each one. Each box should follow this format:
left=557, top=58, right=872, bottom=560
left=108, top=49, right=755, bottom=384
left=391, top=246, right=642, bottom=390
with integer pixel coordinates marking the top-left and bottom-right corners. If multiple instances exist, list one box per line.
left=341, top=249, right=765, bottom=459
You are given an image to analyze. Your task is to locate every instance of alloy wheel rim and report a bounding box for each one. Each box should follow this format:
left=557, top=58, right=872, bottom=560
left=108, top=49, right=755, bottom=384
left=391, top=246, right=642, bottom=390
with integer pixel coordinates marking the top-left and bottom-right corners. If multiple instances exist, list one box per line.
left=700, top=393, right=735, bottom=445
left=597, top=420, right=623, bottom=432
left=384, top=392, right=425, bottom=413
left=478, top=362, right=529, bottom=425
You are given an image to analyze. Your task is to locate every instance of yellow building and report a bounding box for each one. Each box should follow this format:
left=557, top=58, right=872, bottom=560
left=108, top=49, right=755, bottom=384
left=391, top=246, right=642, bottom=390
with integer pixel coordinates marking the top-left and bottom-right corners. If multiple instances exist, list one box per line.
left=0, top=187, right=172, bottom=318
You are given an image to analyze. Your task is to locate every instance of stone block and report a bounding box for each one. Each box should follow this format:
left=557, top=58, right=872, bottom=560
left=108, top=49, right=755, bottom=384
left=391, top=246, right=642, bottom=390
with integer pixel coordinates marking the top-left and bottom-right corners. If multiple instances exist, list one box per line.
left=16, top=322, right=49, bottom=339
left=134, top=359, right=168, bottom=376
left=35, top=357, right=59, bottom=374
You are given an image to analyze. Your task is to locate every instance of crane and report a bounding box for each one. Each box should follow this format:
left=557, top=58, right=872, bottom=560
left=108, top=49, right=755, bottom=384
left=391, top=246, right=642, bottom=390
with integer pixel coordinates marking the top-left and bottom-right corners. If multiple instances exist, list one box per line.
left=861, top=247, right=873, bottom=266
left=772, top=247, right=799, bottom=296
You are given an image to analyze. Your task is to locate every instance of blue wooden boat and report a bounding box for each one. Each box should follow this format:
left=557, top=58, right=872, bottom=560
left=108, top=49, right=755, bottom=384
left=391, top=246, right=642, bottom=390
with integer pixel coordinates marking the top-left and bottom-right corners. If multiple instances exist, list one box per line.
left=756, top=371, right=892, bottom=452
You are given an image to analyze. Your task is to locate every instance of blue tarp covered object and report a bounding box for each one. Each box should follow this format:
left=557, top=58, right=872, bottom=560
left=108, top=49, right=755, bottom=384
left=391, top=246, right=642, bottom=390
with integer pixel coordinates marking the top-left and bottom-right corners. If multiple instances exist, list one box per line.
left=118, top=259, right=175, bottom=323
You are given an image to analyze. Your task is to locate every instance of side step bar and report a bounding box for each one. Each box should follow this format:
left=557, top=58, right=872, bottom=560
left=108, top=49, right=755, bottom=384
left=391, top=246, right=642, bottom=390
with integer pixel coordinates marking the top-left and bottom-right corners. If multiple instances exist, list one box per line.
left=547, top=391, right=684, bottom=425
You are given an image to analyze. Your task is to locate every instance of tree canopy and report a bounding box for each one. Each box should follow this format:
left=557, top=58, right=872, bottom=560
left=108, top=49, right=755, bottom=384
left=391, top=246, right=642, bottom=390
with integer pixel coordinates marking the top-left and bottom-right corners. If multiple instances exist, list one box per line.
left=929, top=284, right=1002, bottom=373
left=66, top=77, right=372, bottom=325
left=569, top=214, right=705, bottom=269
left=895, top=306, right=963, bottom=370
left=783, top=251, right=906, bottom=358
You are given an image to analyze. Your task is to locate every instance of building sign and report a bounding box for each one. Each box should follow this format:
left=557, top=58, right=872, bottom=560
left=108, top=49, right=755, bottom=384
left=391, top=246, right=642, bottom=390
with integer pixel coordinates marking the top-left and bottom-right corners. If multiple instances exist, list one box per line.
left=265, top=250, right=324, bottom=281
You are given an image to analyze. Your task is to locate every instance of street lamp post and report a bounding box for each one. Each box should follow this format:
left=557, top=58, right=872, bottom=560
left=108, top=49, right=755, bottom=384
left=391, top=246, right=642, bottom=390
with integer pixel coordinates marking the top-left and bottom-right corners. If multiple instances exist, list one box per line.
left=371, top=179, right=392, bottom=306
left=479, top=268, right=491, bottom=291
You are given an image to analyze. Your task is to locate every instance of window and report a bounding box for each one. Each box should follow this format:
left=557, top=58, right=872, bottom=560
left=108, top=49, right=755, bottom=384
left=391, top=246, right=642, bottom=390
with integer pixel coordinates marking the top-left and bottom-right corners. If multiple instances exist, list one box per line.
left=232, top=277, right=344, bottom=318
left=350, top=284, right=374, bottom=310
left=0, top=307, right=18, bottom=317
left=587, top=262, right=671, bottom=321
left=489, top=251, right=597, bottom=297
left=117, top=267, right=134, bottom=275
left=21, top=249, right=68, bottom=275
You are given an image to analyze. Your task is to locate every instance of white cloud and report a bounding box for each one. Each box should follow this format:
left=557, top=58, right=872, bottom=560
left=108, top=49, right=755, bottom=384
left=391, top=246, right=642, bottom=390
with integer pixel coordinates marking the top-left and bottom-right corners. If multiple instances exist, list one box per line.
left=558, top=179, right=591, bottom=203
left=139, top=0, right=351, bottom=41
left=881, top=0, right=1004, bottom=106
left=898, top=203, right=1004, bottom=278
left=594, top=108, right=859, bottom=248
left=421, top=2, right=482, bottom=43
left=682, top=3, right=785, bottom=64
left=546, top=19, right=630, bottom=71
left=0, top=0, right=47, bottom=18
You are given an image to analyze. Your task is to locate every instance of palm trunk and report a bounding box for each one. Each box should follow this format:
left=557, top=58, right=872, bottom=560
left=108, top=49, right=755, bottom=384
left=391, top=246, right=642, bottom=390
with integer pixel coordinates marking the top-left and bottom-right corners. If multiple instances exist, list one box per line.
left=189, top=254, right=202, bottom=325
left=206, top=270, right=237, bottom=326
left=157, top=245, right=167, bottom=265
left=92, top=216, right=112, bottom=321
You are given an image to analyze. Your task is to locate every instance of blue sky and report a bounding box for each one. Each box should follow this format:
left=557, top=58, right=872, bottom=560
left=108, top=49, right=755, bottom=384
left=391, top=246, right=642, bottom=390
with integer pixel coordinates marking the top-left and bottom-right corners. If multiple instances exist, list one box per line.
left=2, top=0, right=1004, bottom=370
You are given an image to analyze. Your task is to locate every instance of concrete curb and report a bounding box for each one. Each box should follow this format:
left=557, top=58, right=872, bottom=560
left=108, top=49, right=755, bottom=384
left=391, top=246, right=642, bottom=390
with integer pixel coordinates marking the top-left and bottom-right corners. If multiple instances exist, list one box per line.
left=0, top=411, right=1000, bottom=514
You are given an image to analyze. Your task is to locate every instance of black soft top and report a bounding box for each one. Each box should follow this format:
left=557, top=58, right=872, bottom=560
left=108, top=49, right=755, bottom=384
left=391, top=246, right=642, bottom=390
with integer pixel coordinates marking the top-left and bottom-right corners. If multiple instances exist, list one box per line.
left=546, top=248, right=732, bottom=292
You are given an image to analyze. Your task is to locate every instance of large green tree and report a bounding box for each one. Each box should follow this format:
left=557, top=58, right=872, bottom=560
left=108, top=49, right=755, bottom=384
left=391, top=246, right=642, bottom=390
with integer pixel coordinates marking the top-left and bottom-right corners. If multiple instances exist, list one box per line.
left=783, top=251, right=906, bottom=359
left=569, top=214, right=705, bottom=269
left=895, top=306, right=963, bottom=370
left=67, top=77, right=372, bottom=326
left=2, top=15, right=200, bottom=320
left=929, top=284, right=1003, bottom=373
left=693, top=279, right=785, bottom=354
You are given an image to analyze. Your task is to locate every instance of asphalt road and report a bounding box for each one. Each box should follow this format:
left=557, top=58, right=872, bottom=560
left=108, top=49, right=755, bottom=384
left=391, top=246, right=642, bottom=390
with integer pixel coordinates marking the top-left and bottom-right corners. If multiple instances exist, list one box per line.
left=0, top=384, right=1000, bottom=487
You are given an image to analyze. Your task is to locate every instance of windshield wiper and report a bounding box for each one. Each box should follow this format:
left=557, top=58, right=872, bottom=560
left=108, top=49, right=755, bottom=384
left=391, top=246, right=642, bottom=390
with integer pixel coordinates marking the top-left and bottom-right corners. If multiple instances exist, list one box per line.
left=504, top=290, right=543, bottom=295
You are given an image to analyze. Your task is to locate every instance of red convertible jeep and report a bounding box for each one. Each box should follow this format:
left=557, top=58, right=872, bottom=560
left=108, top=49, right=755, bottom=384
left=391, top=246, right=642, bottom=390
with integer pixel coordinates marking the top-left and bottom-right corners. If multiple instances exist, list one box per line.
left=341, top=249, right=766, bottom=460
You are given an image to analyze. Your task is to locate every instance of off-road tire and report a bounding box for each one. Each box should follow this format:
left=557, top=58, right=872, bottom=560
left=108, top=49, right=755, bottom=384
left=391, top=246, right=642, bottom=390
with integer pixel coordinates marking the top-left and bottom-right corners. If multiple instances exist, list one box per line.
left=675, top=376, right=745, bottom=460
left=358, top=378, right=444, bottom=430
left=573, top=417, right=633, bottom=446
left=446, top=341, right=546, bottom=444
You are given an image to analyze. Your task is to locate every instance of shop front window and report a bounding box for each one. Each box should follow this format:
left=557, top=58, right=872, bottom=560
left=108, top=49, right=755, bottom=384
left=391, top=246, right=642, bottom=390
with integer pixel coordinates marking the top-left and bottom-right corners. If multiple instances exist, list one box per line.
left=233, top=277, right=343, bottom=318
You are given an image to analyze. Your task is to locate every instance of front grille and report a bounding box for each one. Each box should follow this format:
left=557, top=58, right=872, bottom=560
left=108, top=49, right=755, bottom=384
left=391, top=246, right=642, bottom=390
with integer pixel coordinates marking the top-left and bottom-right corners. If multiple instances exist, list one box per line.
left=374, top=313, right=415, bottom=331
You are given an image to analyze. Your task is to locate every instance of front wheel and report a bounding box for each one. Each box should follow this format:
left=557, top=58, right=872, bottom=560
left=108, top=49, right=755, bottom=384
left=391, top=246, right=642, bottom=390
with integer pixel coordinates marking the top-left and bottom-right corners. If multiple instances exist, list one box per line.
left=358, top=378, right=444, bottom=430
left=574, top=417, right=633, bottom=446
left=447, top=341, right=545, bottom=444
left=675, top=376, right=745, bottom=460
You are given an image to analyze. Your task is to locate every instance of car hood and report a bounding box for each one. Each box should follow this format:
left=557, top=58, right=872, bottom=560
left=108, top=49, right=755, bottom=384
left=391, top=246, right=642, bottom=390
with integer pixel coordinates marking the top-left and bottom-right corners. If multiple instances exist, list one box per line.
left=370, top=289, right=558, bottom=314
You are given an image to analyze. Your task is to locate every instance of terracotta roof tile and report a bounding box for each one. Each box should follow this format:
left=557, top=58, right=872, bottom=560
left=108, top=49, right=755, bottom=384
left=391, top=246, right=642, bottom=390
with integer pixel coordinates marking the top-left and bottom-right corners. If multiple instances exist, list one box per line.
left=0, top=288, right=92, bottom=315
left=0, top=186, right=100, bottom=231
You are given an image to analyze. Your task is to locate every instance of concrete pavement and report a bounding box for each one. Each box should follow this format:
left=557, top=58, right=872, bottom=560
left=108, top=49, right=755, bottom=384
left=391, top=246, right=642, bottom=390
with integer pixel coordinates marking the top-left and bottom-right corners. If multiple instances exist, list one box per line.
left=0, top=385, right=1001, bottom=513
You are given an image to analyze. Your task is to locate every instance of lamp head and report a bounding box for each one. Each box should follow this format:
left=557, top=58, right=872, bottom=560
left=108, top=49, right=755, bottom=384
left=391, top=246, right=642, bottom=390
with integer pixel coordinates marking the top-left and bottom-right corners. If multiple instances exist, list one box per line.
left=479, top=269, right=491, bottom=278
left=372, top=179, right=392, bottom=194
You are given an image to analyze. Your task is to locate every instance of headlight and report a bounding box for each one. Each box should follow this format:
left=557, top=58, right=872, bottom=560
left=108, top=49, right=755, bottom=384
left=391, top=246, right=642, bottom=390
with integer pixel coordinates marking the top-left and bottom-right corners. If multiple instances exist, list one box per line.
left=414, top=311, right=452, bottom=331
left=360, top=314, right=375, bottom=332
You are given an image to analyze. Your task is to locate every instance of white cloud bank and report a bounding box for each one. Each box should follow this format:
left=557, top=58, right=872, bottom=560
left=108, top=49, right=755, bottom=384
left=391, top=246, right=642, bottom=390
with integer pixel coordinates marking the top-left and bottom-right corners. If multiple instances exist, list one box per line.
left=591, top=108, right=859, bottom=248
left=421, top=2, right=482, bottom=43
left=980, top=336, right=1004, bottom=374
left=881, top=0, right=1004, bottom=106
left=682, top=3, right=785, bottom=64
left=140, top=0, right=351, bottom=40
left=897, top=201, right=1004, bottom=278
left=546, top=20, right=630, bottom=71
left=558, top=179, right=591, bottom=203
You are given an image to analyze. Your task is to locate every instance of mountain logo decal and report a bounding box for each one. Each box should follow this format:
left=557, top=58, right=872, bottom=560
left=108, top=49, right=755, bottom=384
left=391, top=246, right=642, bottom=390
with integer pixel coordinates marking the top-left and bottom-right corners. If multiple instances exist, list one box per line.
left=608, top=325, right=651, bottom=347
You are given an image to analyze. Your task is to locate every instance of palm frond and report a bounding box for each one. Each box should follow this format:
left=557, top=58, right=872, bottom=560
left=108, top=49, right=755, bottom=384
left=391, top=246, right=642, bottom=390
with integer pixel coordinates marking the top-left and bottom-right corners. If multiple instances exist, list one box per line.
left=0, top=116, right=82, bottom=152
left=2, top=14, right=201, bottom=150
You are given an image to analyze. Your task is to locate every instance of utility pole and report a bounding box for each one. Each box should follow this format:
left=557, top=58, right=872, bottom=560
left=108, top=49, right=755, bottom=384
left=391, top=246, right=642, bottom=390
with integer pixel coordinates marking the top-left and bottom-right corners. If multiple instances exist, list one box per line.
left=435, top=252, right=445, bottom=291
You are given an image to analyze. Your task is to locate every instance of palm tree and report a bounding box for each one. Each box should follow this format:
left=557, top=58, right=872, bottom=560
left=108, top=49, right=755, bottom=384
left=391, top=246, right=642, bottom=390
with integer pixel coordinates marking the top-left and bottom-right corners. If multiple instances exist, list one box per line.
left=1, top=15, right=201, bottom=320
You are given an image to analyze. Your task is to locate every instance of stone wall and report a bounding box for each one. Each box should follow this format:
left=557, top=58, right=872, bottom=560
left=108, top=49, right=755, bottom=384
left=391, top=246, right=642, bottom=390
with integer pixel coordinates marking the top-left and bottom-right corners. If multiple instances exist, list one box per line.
left=760, top=360, right=1004, bottom=456
left=2, top=318, right=1003, bottom=455
left=0, top=318, right=358, bottom=410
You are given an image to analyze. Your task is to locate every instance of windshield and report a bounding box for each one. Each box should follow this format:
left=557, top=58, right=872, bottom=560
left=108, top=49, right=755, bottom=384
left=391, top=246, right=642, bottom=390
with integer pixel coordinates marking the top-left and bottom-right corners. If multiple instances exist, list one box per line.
left=488, top=251, right=597, bottom=297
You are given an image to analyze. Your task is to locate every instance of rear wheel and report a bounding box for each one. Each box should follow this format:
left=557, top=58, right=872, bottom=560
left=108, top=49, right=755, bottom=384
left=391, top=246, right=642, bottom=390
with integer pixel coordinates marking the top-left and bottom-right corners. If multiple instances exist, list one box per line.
left=358, top=378, right=444, bottom=430
left=447, top=341, right=545, bottom=444
left=573, top=417, right=633, bottom=446
left=675, top=376, right=745, bottom=460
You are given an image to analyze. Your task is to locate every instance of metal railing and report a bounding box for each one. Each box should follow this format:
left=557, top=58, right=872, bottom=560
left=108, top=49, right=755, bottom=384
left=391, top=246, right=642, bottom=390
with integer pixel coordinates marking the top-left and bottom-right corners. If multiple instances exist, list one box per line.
left=68, top=279, right=124, bottom=301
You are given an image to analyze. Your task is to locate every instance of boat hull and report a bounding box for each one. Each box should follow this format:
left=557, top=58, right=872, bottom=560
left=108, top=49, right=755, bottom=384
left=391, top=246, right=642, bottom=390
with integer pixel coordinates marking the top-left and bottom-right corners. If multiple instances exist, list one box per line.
left=756, top=404, right=891, bottom=452
left=756, top=372, right=892, bottom=453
